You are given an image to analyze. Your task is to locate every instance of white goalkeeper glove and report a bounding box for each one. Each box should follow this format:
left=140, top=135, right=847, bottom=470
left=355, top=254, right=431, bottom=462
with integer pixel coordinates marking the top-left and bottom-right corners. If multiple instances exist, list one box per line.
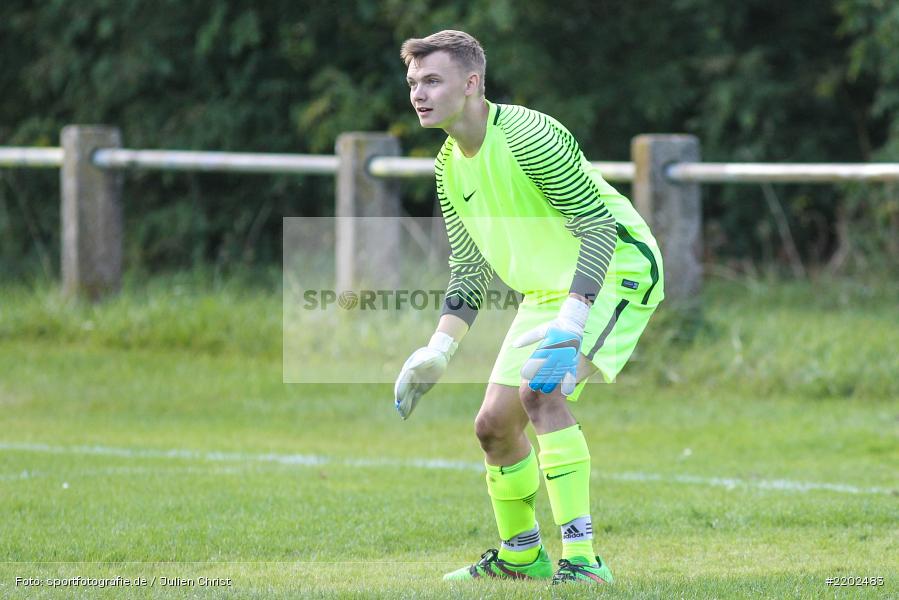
left=512, top=297, right=590, bottom=396
left=394, top=331, right=458, bottom=420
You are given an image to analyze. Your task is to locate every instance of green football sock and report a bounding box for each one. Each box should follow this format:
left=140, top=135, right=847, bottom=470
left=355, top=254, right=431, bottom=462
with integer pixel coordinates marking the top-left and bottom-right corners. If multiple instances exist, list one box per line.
left=537, top=424, right=596, bottom=562
left=486, top=447, right=542, bottom=564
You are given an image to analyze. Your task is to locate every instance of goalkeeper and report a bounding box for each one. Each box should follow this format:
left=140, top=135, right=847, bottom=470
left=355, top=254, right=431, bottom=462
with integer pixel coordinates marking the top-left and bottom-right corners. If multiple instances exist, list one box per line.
left=395, top=30, right=664, bottom=586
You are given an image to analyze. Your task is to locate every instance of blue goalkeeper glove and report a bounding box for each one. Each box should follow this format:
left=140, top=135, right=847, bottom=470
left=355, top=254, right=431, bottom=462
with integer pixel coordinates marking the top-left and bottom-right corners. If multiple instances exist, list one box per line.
left=512, top=297, right=590, bottom=396
left=394, top=331, right=458, bottom=420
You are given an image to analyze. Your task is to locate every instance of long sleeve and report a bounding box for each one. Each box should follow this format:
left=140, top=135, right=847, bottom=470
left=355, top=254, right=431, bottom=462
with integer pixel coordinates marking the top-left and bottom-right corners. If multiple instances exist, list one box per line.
left=503, top=107, right=617, bottom=302
left=436, top=143, right=495, bottom=325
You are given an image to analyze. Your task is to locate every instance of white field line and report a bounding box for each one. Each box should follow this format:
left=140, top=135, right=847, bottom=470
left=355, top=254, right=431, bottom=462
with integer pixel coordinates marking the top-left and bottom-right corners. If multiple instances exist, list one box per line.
left=0, top=441, right=893, bottom=496
left=0, top=470, right=41, bottom=481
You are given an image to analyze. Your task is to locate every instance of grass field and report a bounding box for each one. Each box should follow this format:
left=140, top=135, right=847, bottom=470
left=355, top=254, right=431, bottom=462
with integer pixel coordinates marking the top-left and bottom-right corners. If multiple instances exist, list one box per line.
left=0, top=271, right=896, bottom=598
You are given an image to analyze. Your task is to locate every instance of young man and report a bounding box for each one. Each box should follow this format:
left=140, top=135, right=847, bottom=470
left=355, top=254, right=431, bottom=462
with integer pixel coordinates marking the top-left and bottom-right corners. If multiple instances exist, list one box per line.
left=394, top=30, right=664, bottom=585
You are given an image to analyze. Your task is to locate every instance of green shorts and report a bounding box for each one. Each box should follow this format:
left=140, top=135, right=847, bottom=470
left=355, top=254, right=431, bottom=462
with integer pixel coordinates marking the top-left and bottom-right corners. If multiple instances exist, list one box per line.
left=489, top=292, right=659, bottom=401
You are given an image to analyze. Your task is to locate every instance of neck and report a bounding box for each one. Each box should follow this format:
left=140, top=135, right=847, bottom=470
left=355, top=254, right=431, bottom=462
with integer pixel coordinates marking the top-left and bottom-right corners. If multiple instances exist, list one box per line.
left=444, top=98, right=489, bottom=157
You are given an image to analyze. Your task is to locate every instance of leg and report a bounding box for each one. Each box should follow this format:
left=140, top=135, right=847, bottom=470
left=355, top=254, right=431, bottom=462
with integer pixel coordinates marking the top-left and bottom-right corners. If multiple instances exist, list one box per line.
left=520, top=354, right=599, bottom=564
left=472, top=384, right=546, bottom=567
left=475, top=383, right=531, bottom=466
left=544, top=301, right=657, bottom=583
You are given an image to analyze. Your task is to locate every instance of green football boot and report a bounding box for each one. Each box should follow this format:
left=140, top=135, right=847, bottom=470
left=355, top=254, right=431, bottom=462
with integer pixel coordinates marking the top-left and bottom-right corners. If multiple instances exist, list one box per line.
left=551, top=555, right=614, bottom=585
left=443, top=547, right=553, bottom=581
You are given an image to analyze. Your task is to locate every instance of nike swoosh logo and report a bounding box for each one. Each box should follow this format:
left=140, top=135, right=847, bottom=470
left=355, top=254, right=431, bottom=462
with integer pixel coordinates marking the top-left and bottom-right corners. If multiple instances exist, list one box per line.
left=541, top=338, right=580, bottom=350
left=463, top=190, right=476, bottom=202
left=546, top=470, right=576, bottom=481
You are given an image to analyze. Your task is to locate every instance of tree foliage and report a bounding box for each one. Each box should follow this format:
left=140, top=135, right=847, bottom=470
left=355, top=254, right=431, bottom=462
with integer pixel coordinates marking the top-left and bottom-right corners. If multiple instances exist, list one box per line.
left=1, top=0, right=897, bottom=278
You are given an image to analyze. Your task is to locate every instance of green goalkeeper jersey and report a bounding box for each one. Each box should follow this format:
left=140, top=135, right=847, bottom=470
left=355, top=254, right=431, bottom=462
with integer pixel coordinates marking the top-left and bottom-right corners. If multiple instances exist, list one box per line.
left=438, top=101, right=664, bottom=325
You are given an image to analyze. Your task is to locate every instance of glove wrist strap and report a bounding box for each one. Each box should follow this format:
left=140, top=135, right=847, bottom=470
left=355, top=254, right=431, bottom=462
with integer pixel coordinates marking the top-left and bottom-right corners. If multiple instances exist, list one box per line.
left=428, top=331, right=458, bottom=359
left=557, top=297, right=590, bottom=335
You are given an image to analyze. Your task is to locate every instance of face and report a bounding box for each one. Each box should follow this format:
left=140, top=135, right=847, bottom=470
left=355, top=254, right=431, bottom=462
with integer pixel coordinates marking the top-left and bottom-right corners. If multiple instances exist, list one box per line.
left=406, top=51, right=476, bottom=129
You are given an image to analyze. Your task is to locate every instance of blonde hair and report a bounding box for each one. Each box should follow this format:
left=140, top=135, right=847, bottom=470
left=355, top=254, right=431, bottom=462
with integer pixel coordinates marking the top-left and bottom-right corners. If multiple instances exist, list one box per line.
left=401, top=30, right=486, bottom=96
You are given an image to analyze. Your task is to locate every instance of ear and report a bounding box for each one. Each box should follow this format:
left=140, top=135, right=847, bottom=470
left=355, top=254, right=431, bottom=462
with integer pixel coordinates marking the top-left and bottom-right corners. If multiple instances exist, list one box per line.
left=465, top=73, right=480, bottom=96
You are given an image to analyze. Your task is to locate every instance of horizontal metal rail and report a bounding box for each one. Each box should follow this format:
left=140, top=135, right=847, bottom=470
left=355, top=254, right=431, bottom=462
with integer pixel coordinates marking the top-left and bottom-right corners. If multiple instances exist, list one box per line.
left=668, top=162, right=899, bottom=183
left=0, top=147, right=64, bottom=168
left=366, top=156, right=433, bottom=178
left=0, top=147, right=636, bottom=181
left=92, top=148, right=339, bottom=174
left=591, top=161, right=635, bottom=182
left=5, top=146, right=899, bottom=184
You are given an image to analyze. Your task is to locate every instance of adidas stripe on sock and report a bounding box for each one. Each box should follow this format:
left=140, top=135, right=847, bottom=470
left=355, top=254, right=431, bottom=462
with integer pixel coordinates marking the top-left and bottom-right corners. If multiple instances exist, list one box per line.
left=501, top=523, right=541, bottom=554
left=560, top=516, right=593, bottom=543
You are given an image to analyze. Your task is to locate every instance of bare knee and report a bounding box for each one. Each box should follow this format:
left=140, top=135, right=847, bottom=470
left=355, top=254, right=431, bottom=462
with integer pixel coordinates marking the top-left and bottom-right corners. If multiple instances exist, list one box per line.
left=474, top=410, right=520, bottom=453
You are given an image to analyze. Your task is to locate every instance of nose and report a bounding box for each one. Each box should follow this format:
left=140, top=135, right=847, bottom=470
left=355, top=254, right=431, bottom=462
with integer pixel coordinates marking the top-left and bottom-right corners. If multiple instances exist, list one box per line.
left=411, top=84, right=426, bottom=103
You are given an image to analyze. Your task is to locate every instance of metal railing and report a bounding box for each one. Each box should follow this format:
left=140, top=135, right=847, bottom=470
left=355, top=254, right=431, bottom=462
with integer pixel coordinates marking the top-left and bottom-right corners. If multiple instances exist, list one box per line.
left=92, top=148, right=339, bottom=175
left=5, top=145, right=899, bottom=183
left=0, top=147, right=64, bottom=168
left=667, top=162, right=899, bottom=183
left=2, top=131, right=899, bottom=301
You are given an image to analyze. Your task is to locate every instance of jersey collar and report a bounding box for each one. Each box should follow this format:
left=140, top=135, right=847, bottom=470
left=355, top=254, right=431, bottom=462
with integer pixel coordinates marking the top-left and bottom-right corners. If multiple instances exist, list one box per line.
left=486, top=100, right=498, bottom=130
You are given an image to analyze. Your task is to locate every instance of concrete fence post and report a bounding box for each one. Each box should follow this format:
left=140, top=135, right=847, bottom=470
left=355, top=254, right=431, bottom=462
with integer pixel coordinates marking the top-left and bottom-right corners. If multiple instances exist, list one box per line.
left=335, top=133, right=402, bottom=292
left=631, top=135, right=702, bottom=308
left=61, top=125, right=123, bottom=300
